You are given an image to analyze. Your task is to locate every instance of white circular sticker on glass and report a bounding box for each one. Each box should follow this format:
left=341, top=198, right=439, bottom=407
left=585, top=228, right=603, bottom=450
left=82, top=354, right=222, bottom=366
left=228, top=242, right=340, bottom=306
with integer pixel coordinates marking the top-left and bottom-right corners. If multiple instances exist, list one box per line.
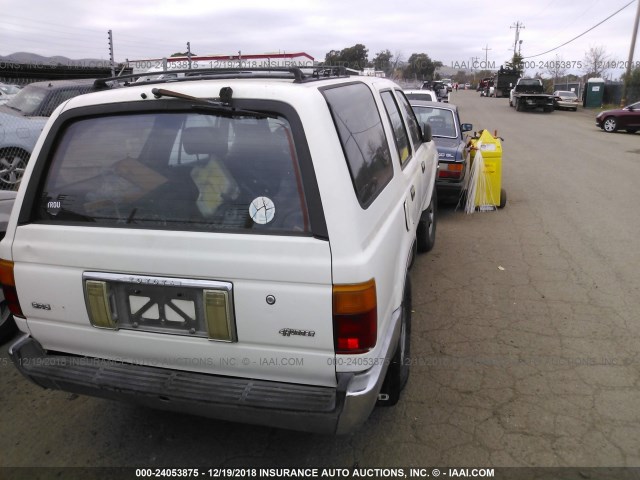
left=249, top=197, right=276, bottom=225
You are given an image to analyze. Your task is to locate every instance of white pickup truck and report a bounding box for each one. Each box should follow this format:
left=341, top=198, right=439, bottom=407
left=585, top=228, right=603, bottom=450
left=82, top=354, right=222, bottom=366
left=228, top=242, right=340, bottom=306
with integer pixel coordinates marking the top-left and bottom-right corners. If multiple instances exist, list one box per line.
left=0, top=68, right=439, bottom=434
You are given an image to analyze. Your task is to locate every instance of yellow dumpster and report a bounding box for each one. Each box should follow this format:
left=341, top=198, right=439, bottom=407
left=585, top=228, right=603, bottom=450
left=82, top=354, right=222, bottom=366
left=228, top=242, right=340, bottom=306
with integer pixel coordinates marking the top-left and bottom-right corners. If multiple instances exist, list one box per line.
left=466, top=130, right=506, bottom=211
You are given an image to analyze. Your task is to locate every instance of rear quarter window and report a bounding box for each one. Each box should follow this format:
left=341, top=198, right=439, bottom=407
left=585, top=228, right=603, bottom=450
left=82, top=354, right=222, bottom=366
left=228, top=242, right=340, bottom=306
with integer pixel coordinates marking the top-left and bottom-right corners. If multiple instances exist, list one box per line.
left=322, top=83, right=393, bottom=208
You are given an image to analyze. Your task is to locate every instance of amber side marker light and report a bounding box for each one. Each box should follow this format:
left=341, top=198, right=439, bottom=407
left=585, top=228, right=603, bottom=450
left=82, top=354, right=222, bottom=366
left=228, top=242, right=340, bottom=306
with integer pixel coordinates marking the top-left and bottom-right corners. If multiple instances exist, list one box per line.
left=85, top=280, right=117, bottom=329
left=0, top=259, right=24, bottom=318
left=204, top=289, right=235, bottom=342
left=333, top=279, right=377, bottom=354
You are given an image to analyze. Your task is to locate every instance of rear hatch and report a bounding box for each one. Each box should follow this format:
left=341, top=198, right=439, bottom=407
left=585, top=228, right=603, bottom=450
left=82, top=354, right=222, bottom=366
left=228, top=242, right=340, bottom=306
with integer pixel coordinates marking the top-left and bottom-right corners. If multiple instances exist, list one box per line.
left=11, top=99, right=336, bottom=388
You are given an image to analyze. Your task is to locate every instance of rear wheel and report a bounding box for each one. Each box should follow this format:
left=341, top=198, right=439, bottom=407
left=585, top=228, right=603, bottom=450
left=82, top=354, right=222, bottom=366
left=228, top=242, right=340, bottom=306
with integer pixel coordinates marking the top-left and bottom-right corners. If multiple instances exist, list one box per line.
left=498, top=188, right=507, bottom=209
left=416, top=189, right=437, bottom=253
left=603, top=117, right=618, bottom=132
left=0, top=297, right=16, bottom=344
left=377, top=276, right=412, bottom=407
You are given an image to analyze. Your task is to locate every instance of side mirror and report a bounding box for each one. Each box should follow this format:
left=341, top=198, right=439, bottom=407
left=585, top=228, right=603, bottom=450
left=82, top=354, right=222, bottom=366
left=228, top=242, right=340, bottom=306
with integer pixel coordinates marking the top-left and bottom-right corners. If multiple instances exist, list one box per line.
left=628, top=105, right=635, bottom=111
left=461, top=123, right=473, bottom=133
left=422, top=123, right=432, bottom=143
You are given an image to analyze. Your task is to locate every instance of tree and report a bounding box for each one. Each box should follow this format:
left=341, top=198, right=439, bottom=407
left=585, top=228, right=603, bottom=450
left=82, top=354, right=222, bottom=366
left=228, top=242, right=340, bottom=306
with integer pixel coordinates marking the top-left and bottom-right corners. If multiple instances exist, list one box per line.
left=372, top=49, right=393, bottom=73
left=504, top=53, right=524, bottom=75
left=170, top=52, right=195, bottom=57
left=323, top=44, right=369, bottom=70
left=340, top=44, right=368, bottom=70
left=583, top=46, right=609, bottom=79
left=545, top=54, right=567, bottom=81
left=324, top=49, right=342, bottom=66
left=453, top=70, right=468, bottom=84
left=624, top=66, right=640, bottom=103
left=403, top=53, right=441, bottom=81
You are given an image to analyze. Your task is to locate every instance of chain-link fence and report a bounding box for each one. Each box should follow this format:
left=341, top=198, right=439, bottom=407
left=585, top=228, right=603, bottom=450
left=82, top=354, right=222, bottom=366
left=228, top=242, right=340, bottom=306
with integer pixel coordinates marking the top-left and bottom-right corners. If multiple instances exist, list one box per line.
left=0, top=79, right=99, bottom=191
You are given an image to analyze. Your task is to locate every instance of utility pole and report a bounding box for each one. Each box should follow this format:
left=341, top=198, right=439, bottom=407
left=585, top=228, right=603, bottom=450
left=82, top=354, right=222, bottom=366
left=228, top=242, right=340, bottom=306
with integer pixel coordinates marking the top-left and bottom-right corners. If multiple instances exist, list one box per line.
left=187, top=42, right=192, bottom=70
left=471, top=56, right=480, bottom=84
left=511, top=21, right=525, bottom=56
left=482, top=45, right=492, bottom=66
left=621, top=0, right=640, bottom=106
left=107, top=30, right=115, bottom=77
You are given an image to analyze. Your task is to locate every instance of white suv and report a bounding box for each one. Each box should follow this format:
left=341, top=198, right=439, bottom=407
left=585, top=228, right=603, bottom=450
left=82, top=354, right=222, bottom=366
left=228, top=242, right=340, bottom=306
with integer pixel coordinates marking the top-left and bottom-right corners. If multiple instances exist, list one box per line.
left=0, top=68, right=438, bottom=434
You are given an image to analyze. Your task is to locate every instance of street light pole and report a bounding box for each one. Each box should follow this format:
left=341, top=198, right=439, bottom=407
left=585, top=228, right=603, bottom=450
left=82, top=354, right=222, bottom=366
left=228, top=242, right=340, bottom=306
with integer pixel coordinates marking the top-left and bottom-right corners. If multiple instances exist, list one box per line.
left=621, top=0, right=640, bottom=106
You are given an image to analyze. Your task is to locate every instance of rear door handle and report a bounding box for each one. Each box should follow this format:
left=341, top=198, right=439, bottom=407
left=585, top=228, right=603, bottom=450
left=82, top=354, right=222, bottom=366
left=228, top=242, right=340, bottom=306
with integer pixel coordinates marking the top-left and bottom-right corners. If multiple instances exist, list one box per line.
left=410, top=185, right=416, bottom=201
left=421, top=161, right=426, bottom=173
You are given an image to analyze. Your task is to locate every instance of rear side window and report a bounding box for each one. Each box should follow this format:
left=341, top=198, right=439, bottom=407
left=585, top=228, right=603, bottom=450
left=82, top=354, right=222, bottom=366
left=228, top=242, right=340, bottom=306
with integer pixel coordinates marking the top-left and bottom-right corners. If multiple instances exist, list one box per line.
left=34, top=112, right=310, bottom=234
left=395, top=92, right=423, bottom=147
left=323, top=83, right=393, bottom=207
left=380, top=91, right=411, bottom=165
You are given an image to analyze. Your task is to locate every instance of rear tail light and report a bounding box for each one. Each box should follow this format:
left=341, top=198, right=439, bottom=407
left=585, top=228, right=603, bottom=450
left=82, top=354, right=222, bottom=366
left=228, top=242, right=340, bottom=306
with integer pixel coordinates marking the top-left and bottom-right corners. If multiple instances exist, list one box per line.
left=438, top=162, right=463, bottom=179
left=333, top=279, right=377, bottom=354
left=0, top=259, right=25, bottom=318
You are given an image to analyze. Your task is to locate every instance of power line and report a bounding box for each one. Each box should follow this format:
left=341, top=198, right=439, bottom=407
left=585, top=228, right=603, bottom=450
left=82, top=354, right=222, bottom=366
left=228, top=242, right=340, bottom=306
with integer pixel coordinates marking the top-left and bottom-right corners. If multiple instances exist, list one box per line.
left=523, top=0, right=636, bottom=59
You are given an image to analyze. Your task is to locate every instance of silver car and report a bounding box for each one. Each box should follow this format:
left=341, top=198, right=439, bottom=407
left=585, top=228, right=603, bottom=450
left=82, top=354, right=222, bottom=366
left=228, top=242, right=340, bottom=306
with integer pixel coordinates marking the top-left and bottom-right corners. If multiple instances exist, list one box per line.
left=553, top=90, right=580, bottom=111
left=0, top=79, right=99, bottom=189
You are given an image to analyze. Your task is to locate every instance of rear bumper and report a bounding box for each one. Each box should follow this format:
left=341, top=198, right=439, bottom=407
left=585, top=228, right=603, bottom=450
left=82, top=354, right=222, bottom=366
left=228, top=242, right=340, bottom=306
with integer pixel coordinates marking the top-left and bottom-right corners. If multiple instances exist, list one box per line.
left=9, top=308, right=400, bottom=434
left=555, top=101, right=579, bottom=109
left=436, top=180, right=465, bottom=199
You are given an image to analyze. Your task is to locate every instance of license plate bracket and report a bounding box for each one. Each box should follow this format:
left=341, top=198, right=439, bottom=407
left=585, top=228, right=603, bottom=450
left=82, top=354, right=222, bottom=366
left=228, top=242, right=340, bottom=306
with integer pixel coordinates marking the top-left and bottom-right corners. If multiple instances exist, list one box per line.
left=83, top=272, right=234, bottom=339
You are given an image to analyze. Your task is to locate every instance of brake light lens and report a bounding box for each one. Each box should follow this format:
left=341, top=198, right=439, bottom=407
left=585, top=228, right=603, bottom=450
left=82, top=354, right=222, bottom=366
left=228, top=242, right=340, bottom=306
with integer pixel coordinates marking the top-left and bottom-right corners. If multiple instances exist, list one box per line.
left=0, top=259, right=24, bottom=318
left=333, top=279, right=377, bottom=354
left=438, top=162, right=463, bottom=179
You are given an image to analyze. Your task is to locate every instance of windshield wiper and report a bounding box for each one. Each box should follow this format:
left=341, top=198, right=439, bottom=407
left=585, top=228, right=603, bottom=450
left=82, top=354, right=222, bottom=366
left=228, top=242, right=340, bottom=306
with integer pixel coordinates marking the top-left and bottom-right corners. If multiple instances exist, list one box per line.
left=150, top=88, right=273, bottom=118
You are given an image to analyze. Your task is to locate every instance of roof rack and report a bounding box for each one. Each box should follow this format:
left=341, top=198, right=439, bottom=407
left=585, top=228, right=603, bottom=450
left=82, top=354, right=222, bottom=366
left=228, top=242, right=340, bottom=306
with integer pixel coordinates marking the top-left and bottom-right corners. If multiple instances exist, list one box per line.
left=94, top=66, right=350, bottom=88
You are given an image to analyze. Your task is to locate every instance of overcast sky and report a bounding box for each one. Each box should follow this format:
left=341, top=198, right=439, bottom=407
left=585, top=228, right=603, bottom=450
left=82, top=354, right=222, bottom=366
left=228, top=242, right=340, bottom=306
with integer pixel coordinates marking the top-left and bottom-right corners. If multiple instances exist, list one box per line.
left=1, top=0, right=638, bottom=78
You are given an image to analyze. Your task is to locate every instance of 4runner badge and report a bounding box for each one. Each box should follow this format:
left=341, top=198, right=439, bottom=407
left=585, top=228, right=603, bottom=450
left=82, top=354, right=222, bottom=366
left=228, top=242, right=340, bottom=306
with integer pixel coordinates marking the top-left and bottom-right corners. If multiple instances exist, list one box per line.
left=32, top=302, right=51, bottom=311
left=279, top=328, right=316, bottom=338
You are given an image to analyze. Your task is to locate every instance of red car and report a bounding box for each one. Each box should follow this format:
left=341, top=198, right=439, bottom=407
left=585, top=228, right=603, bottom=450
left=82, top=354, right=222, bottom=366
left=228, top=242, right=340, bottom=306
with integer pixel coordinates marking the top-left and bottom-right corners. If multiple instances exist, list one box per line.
left=596, top=101, right=640, bottom=133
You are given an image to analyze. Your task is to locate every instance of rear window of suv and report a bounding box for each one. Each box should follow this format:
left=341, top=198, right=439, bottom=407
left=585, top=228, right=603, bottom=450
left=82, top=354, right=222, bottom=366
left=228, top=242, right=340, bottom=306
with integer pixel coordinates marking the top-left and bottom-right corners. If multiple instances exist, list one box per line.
left=34, top=111, right=310, bottom=234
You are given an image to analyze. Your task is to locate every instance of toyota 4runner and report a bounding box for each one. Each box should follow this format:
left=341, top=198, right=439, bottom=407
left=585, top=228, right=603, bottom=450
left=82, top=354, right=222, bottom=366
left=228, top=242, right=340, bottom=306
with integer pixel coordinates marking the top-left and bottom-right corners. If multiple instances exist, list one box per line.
left=0, top=68, right=438, bottom=434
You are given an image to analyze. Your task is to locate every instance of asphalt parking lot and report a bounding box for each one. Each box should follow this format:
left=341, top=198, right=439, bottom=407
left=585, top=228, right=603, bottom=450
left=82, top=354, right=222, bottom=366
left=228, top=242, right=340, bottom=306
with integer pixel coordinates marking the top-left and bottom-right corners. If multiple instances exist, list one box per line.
left=1, top=89, right=639, bottom=474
